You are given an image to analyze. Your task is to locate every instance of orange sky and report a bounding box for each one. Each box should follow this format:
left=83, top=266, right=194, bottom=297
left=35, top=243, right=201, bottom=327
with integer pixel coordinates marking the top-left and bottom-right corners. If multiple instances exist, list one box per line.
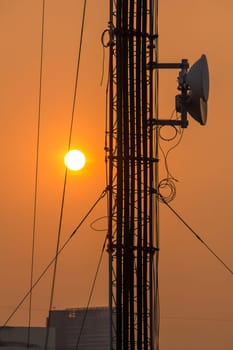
left=0, top=1, right=233, bottom=349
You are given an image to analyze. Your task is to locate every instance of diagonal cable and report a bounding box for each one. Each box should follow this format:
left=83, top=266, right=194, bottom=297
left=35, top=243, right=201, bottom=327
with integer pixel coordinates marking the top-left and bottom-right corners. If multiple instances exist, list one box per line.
left=159, top=194, right=233, bottom=275
left=1, top=188, right=107, bottom=330
left=74, top=234, right=108, bottom=350
left=27, top=1, right=46, bottom=348
left=44, top=1, right=88, bottom=349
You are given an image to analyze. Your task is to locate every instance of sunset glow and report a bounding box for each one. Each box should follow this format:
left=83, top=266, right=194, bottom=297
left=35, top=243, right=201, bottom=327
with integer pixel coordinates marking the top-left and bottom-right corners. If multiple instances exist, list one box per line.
left=64, top=149, right=86, bottom=171
left=1, top=2, right=233, bottom=349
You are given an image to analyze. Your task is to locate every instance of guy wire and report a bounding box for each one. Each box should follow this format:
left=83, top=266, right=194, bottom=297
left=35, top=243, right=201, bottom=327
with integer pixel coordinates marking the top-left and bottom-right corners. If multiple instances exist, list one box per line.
left=1, top=188, right=107, bottom=329
left=44, top=1, right=87, bottom=349
left=27, top=0, right=45, bottom=348
left=74, top=234, right=108, bottom=350
left=160, top=194, right=233, bottom=276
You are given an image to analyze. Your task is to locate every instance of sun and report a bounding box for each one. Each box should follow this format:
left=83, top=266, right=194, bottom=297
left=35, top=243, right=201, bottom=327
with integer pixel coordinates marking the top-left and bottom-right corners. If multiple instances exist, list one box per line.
left=64, top=149, right=86, bottom=171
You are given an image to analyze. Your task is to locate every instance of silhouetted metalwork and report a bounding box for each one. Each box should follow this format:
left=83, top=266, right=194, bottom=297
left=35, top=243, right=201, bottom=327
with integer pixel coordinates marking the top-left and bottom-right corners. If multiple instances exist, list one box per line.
left=107, top=1, right=159, bottom=349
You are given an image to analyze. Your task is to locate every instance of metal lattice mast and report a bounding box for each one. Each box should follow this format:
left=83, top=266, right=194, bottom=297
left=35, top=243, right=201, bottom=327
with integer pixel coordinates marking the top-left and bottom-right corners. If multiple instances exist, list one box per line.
left=107, top=1, right=159, bottom=349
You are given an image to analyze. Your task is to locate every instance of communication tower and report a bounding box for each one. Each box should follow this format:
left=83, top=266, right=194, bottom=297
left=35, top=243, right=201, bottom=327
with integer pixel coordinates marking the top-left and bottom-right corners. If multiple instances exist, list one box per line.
left=107, top=1, right=159, bottom=348
left=106, top=1, right=209, bottom=349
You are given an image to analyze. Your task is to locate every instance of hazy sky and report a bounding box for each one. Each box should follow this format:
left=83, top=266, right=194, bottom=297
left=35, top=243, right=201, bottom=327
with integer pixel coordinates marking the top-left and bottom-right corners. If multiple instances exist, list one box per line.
left=0, top=1, right=233, bottom=349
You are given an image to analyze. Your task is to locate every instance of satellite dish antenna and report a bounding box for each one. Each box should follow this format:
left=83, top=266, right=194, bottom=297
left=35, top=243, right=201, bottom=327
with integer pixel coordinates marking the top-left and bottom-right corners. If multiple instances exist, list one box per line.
left=148, top=54, right=209, bottom=128
left=185, top=54, right=209, bottom=125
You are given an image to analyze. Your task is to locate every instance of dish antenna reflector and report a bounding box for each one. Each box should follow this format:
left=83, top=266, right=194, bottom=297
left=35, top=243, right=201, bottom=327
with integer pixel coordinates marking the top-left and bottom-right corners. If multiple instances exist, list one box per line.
left=185, top=54, right=209, bottom=125
left=148, top=54, right=209, bottom=128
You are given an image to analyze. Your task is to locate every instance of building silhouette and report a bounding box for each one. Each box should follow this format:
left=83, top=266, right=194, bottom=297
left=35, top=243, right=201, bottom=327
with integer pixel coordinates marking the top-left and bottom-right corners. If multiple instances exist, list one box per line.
left=49, top=307, right=110, bottom=350
left=0, top=326, right=55, bottom=349
left=0, top=307, right=110, bottom=349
